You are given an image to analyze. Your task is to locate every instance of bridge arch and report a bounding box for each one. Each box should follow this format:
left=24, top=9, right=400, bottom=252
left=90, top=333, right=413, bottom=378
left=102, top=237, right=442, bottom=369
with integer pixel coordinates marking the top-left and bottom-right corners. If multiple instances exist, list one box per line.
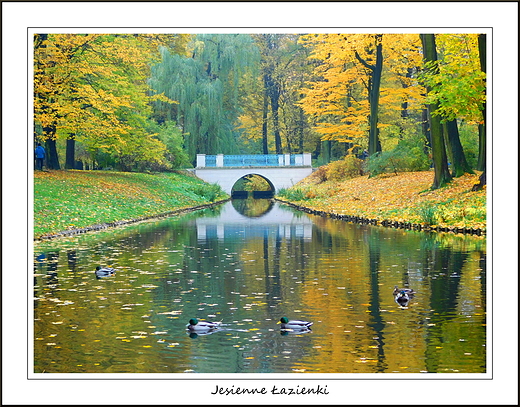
left=193, top=166, right=313, bottom=196
left=231, top=173, right=275, bottom=198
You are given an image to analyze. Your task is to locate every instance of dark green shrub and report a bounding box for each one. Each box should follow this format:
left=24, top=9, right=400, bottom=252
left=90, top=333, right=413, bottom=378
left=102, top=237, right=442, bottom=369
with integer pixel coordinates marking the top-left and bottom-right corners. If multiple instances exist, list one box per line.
left=459, top=122, right=479, bottom=169
left=191, top=183, right=224, bottom=202
left=366, top=142, right=430, bottom=177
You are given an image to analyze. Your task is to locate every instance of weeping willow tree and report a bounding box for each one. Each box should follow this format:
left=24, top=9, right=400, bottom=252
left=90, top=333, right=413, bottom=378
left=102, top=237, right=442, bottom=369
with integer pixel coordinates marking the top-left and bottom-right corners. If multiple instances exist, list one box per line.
left=149, top=34, right=260, bottom=161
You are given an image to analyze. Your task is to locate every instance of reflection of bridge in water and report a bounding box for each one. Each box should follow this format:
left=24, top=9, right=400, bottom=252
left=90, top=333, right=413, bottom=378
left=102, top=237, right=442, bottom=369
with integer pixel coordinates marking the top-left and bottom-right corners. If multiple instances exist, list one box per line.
left=196, top=201, right=314, bottom=242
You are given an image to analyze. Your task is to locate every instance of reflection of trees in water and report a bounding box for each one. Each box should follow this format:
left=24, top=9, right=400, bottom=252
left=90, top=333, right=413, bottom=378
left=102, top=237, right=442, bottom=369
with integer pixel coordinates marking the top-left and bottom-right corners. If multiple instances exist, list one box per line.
left=33, top=201, right=486, bottom=373
left=231, top=198, right=274, bottom=217
left=301, top=215, right=486, bottom=372
left=366, top=228, right=388, bottom=373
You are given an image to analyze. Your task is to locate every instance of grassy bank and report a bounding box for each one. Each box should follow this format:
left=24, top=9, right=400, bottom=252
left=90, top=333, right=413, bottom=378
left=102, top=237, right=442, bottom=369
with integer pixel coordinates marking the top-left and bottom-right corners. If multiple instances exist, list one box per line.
left=33, top=170, right=228, bottom=239
left=276, top=170, right=486, bottom=233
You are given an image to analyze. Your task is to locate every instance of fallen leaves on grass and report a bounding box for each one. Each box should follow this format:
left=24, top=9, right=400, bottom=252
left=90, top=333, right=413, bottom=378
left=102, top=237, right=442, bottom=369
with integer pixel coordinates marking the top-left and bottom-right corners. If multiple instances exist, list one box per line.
left=288, top=171, right=486, bottom=230
left=33, top=170, right=226, bottom=238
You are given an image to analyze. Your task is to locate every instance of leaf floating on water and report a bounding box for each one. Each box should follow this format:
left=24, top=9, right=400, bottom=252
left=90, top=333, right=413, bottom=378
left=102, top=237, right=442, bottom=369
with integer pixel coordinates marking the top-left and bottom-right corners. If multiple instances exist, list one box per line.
left=157, top=310, right=182, bottom=315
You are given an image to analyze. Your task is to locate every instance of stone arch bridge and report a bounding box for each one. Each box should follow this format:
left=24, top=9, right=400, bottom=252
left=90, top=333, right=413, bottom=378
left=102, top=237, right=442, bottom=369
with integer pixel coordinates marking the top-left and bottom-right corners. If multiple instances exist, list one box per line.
left=192, top=154, right=313, bottom=196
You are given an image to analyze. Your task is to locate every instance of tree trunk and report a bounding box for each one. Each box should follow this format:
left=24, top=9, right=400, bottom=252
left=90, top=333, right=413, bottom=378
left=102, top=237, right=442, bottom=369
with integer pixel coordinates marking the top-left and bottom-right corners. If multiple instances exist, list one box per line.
left=442, top=123, right=453, bottom=164
left=422, top=108, right=432, bottom=151
left=44, top=137, right=60, bottom=170
left=321, top=140, right=331, bottom=164
left=263, top=70, right=282, bottom=154
left=298, top=107, right=305, bottom=153
left=476, top=34, right=487, bottom=187
left=428, top=106, right=451, bottom=189
left=356, top=35, right=383, bottom=156
left=476, top=123, right=486, bottom=171
left=270, top=91, right=282, bottom=154
left=420, top=33, right=451, bottom=189
left=65, top=135, right=76, bottom=169
left=368, top=35, right=383, bottom=156
left=262, top=91, right=269, bottom=154
left=400, top=68, right=413, bottom=122
left=445, top=119, right=473, bottom=177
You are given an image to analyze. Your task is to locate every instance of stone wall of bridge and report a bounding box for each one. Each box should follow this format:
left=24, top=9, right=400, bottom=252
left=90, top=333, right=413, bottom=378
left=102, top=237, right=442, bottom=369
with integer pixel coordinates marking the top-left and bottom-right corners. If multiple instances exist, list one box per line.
left=193, top=166, right=313, bottom=195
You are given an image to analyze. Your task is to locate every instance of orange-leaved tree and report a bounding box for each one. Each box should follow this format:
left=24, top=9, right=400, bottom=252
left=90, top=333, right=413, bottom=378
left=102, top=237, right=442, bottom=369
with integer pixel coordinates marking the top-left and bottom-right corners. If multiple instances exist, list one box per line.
left=298, top=33, right=424, bottom=159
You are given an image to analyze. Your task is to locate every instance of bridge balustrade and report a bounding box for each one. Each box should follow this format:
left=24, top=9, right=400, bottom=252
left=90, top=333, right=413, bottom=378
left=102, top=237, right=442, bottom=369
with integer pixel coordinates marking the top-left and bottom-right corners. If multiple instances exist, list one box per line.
left=196, top=153, right=311, bottom=168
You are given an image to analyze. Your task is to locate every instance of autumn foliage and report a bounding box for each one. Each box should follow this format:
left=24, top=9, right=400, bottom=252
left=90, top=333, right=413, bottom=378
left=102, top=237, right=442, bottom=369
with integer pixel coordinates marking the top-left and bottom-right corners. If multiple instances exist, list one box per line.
left=279, top=170, right=486, bottom=231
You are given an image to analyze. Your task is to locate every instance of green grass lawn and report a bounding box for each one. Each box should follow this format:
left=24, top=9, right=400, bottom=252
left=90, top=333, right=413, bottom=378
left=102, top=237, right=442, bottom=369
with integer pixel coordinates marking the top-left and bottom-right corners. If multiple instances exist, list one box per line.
left=34, top=170, right=227, bottom=239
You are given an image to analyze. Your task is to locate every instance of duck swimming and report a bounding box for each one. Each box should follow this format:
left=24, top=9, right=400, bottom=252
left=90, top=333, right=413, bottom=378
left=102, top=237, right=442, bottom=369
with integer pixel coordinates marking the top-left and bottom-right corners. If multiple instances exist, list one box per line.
left=278, top=317, right=313, bottom=330
left=95, top=266, right=115, bottom=278
left=393, top=285, right=415, bottom=296
left=395, top=290, right=412, bottom=306
left=186, top=318, right=222, bottom=331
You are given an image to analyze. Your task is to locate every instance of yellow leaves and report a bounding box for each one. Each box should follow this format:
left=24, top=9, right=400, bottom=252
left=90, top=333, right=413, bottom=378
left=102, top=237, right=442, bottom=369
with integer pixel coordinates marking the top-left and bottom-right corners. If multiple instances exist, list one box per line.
left=34, top=33, right=172, bottom=157
left=148, top=92, right=178, bottom=104
left=291, top=170, right=486, bottom=231
left=299, top=33, right=425, bottom=143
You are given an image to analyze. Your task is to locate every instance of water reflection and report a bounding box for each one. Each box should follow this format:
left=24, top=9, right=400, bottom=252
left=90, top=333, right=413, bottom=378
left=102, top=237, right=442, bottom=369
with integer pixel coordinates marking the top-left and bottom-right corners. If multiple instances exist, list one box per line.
left=196, top=199, right=313, bottom=242
left=33, top=199, right=486, bottom=374
left=231, top=198, right=274, bottom=217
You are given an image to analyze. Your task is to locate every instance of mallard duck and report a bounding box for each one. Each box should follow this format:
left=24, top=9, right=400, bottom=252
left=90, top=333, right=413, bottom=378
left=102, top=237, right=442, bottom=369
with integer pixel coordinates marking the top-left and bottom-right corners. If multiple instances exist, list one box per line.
left=393, top=285, right=415, bottom=296
left=95, top=266, right=115, bottom=278
left=186, top=318, right=222, bottom=331
left=278, top=317, right=313, bottom=330
left=395, top=290, right=411, bottom=306
left=280, top=327, right=312, bottom=335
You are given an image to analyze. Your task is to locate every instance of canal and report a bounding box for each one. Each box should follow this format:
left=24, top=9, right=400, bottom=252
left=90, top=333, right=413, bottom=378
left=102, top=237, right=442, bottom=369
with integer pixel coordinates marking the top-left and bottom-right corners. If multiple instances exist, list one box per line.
left=33, top=199, right=486, bottom=374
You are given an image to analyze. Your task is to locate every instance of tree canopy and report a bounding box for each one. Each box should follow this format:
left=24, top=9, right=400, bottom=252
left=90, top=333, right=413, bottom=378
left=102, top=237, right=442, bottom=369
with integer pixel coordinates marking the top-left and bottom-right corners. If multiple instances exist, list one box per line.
left=34, top=32, right=486, bottom=186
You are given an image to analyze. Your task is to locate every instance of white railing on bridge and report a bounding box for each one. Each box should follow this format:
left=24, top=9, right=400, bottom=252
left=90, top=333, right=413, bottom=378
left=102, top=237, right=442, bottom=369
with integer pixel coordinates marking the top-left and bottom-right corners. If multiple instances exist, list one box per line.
left=196, top=153, right=311, bottom=168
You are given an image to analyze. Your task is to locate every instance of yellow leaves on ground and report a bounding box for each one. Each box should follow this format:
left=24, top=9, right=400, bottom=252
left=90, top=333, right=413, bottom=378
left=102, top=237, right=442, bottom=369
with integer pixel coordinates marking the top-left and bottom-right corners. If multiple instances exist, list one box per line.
left=293, top=171, right=486, bottom=231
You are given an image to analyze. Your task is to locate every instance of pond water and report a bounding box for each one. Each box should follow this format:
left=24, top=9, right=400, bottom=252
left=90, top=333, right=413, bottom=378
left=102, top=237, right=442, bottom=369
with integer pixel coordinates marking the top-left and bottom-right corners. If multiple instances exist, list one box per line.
left=33, top=199, right=487, bottom=374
